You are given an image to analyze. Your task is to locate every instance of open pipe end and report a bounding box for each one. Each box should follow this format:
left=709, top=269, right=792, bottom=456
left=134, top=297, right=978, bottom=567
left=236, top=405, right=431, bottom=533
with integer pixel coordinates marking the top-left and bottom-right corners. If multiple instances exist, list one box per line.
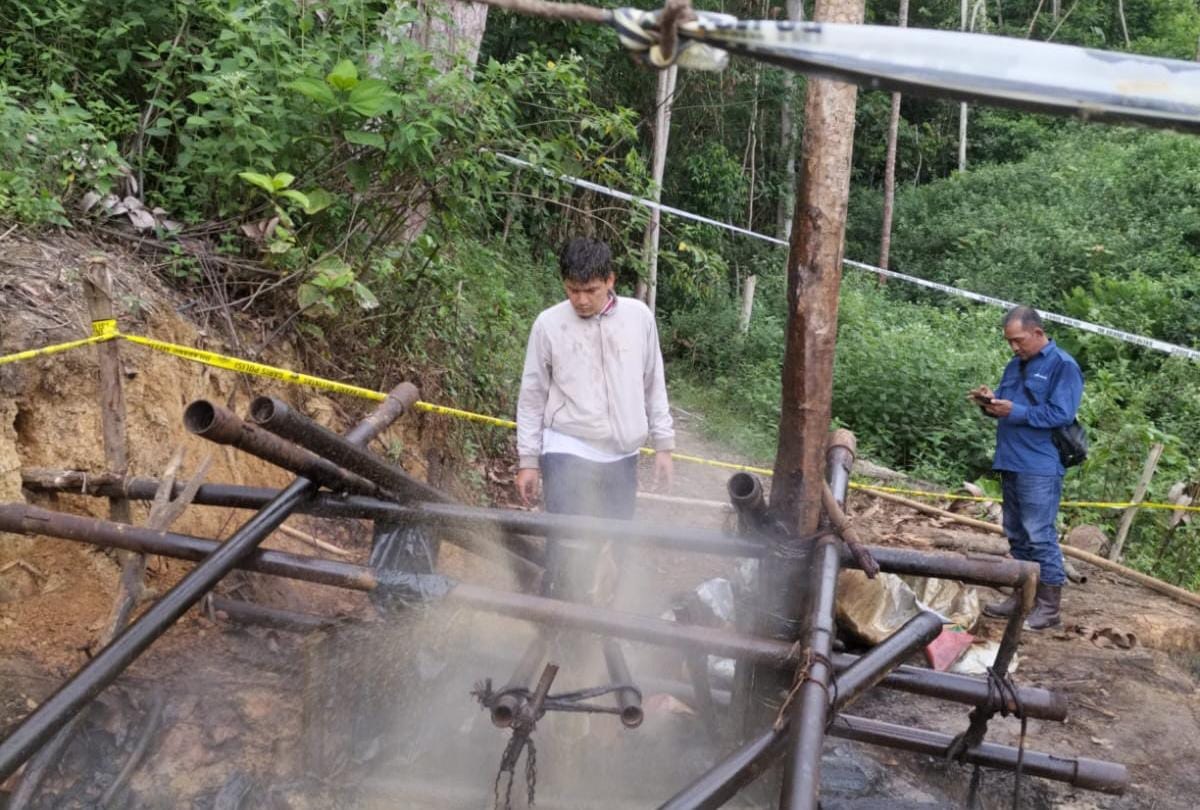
left=619, top=705, right=644, bottom=729
left=490, top=705, right=515, bottom=728
left=183, top=400, right=218, bottom=436
left=249, top=396, right=281, bottom=426
left=727, top=472, right=764, bottom=511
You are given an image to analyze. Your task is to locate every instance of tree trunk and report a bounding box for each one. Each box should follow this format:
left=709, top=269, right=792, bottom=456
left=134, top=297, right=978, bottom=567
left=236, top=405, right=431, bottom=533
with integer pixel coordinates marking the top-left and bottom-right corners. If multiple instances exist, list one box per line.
left=637, top=65, right=678, bottom=311
left=403, top=0, right=490, bottom=70
left=770, top=0, right=864, bottom=533
left=877, top=0, right=909, bottom=279
left=377, top=0, right=490, bottom=244
left=741, top=0, right=864, bottom=779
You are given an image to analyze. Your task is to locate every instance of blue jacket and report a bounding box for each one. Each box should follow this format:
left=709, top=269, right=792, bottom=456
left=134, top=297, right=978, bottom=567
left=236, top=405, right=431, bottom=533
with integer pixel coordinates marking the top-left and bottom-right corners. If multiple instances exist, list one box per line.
left=992, top=340, right=1084, bottom=476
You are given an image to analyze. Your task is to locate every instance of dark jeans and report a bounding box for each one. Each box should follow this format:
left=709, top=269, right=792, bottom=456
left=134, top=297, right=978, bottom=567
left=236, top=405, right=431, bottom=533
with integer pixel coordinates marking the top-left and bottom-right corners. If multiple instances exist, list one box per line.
left=540, top=452, right=638, bottom=601
left=1000, top=471, right=1067, bottom=586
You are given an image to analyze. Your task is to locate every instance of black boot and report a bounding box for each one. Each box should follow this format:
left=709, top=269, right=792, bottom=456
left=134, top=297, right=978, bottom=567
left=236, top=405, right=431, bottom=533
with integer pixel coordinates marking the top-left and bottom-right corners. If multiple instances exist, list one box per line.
left=1023, top=584, right=1062, bottom=631
left=982, top=590, right=1020, bottom=619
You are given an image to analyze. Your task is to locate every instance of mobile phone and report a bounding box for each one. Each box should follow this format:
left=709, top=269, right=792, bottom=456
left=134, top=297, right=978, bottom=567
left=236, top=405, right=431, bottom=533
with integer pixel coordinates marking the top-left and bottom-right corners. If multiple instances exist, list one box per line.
left=972, top=393, right=994, bottom=405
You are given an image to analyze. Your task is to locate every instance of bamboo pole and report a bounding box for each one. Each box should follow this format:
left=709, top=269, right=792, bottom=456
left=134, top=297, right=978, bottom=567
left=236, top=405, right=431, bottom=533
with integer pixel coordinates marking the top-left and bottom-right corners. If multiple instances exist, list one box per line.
left=863, top=487, right=1200, bottom=610
left=1109, top=442, right=1163, bottom=561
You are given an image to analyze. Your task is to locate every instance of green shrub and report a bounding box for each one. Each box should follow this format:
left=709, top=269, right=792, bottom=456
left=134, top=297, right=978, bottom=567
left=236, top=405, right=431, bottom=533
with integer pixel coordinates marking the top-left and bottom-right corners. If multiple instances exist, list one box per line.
left=0, top=83, right=126, bottom=224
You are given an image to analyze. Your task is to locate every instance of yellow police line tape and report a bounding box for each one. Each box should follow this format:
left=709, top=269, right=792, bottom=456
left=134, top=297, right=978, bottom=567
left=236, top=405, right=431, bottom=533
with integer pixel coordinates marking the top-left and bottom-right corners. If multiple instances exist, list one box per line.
left=3, top=322, right=1198, bottom=514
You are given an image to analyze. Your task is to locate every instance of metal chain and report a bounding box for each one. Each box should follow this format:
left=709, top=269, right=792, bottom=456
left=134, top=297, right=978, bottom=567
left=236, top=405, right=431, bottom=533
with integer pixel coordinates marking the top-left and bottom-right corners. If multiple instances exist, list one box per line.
left=525, top=737, right=537, bottom=807
left=493, top=727, right=537, bottom=810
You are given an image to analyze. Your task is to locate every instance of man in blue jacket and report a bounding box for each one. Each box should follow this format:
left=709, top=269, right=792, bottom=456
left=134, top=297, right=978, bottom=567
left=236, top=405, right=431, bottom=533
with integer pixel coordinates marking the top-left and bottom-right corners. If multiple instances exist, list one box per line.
left=969, top=306, right=1084, bottom=630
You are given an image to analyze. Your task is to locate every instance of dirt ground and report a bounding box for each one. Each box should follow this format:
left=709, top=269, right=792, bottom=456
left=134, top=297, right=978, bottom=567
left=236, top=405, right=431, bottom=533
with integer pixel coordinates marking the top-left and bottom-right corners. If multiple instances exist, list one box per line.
left=632, top=415, right=1200, bottom=810
left=1, top=234, right=1199, bottom=808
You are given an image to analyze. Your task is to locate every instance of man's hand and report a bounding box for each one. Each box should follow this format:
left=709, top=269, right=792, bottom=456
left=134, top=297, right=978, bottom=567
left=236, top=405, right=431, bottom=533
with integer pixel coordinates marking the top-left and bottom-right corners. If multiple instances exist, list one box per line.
left=966, top=384, right=994, bottom=405
left=652, top=451, right=674, bottom=493
left=515, top=467, right=540, bottom=506
left=983, top=399, right=1013, bottom=418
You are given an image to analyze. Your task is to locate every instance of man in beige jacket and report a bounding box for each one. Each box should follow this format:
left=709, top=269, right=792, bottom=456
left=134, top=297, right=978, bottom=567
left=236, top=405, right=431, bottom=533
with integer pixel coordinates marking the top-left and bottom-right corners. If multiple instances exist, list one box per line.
left=516, top=237, right=674, bottom=528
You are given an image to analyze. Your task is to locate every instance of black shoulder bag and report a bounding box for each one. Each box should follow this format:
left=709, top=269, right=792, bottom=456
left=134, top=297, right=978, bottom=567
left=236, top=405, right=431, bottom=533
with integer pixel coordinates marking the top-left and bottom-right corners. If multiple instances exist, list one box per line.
left=1020, top=362, right=1088, bottom=468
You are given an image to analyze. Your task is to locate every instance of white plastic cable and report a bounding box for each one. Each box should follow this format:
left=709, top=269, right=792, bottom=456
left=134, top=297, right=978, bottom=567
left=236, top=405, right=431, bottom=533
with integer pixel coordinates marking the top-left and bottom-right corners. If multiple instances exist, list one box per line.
left=498, top=153, right=1200, bottom=361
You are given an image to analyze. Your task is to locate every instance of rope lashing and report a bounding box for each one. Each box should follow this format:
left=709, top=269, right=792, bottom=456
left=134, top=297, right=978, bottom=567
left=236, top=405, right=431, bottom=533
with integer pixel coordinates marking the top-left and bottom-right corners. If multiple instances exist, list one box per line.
left=960, top=666, right=1029, bottom=810
left=610, top=6, right=732, bottom=70
left=477, top=0, right=1200, bottom=131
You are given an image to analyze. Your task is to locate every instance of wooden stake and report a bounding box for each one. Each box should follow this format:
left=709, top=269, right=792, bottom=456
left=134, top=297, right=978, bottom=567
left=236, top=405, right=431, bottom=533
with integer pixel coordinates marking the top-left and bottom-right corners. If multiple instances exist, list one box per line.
left=737, top=274, right=758, bottom=333
left=1109, top=441, right=1164, bottom=561
left=638, top=64, right=678, bottom=314
left=82, top=262, right=131, bottom=526
left=877, top=0, right=909, bottom=280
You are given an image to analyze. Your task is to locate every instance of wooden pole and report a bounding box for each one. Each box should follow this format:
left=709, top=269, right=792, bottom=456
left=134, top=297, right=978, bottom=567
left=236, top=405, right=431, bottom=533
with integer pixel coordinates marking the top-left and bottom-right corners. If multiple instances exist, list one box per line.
left=770, top=0, right=863, bottom=533
left=738, top=274, right=758, bottom=333
left=877, top=0, right=909, bottom=281
left=82, top=262, right=132, bottom=526
left=638, top=64, right=678, bottom=313
left=957, top=0, right=969, bottom=172
left=740, top=0, right=863, bottom=777
left=1109, top=442, right=1164, bottom=561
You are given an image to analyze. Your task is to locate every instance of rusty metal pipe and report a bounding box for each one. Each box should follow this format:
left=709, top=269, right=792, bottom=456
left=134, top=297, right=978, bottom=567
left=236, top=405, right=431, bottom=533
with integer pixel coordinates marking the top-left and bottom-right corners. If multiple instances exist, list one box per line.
left=491, top=635, right=547, bottom=728
left=27, top=474, right=1049, bottom=580
left=22, top=475, right=753, bottom=559
left=23, top=470, right=1046, bottom=598
left=0, top=504, right=1068, bottom=720
left=781, top=529, right=842, bottom=809
left=209, top=596, right=335, bottom=632
left=183, top=400, right=383, bottom=497
left=830, top=611, right=946, bottom=709
left=727, top=472, right=769, bottom=536
left=847, top=545, right=1035, bottom=588
left=602, top=639, right=644, bottom=729
left=250, top=396, right=443, bottom=504
left=659, top=610, right=942, bottom=810
left=829, top=651, right=1065, bottom=720
left=248, top=398, right=548, bottom=580
left=0, top=383, right=418, bottom=783
left=727, top=472, right=766, bottom=514
left=828, top=714, right=1128, bottom=794
left=659, top=726, right=785, bottom=810
left=779, top=433, right=855, bottom=810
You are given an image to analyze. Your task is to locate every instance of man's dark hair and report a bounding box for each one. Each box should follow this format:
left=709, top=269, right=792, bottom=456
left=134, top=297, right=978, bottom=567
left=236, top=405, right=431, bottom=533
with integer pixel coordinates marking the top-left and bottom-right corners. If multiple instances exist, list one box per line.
left=1003, top=306, right=1044, bottom=330
left=558, top=237, right=613, bottom=283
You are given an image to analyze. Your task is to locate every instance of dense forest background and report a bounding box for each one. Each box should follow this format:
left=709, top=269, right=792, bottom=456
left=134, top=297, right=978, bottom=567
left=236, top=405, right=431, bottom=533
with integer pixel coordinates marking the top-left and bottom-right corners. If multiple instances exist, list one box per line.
left=2, top=0, right=1199, bottom=588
